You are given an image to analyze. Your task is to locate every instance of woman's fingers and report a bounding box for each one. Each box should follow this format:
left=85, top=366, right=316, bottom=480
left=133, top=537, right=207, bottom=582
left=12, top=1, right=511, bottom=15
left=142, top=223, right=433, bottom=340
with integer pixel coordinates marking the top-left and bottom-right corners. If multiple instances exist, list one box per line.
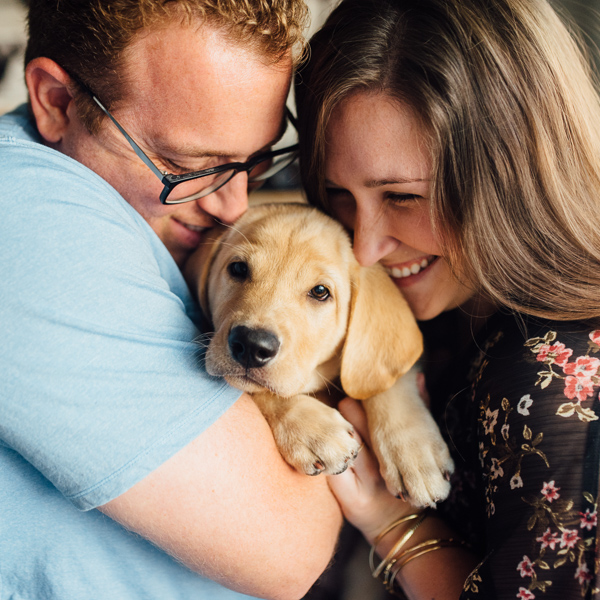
left=338, top=397, right=372, bottom=447
left=330, top=397, right=419, bottom=541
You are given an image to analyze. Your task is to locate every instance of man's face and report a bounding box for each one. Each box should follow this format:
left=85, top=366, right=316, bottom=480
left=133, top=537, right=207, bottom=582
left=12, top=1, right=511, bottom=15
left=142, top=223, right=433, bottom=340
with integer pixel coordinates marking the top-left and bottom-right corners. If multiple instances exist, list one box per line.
left=60, top=22, right=292, bottom=267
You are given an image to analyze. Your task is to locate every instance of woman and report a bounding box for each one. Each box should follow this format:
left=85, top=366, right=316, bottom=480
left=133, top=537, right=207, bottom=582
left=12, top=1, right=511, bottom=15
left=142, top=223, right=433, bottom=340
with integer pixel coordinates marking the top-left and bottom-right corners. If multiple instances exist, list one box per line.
left=295, top=0, right=600, bottom=598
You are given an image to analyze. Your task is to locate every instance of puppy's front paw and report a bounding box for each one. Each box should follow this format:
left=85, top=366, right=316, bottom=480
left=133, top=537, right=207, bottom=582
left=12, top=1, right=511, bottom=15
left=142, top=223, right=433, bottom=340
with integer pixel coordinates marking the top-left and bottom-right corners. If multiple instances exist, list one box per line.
left=364, top=371, right=455, bottom=507
left=270, top=396, right=361, bottom=476
left=372, top=408, right=454, bottom=507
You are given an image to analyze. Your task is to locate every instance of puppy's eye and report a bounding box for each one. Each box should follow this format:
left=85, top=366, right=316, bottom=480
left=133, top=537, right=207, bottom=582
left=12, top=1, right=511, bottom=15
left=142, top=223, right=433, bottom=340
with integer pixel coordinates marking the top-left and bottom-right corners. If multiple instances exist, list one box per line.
left=227, top=261, right=249, bottom=280
left=309, top=285, right=330, bottom=301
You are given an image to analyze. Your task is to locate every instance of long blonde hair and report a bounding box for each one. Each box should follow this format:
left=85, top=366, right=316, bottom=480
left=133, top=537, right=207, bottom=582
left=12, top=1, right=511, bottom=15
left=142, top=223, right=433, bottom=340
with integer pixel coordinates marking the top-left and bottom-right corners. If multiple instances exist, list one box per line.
left=295, top=0, right=600, bottom=321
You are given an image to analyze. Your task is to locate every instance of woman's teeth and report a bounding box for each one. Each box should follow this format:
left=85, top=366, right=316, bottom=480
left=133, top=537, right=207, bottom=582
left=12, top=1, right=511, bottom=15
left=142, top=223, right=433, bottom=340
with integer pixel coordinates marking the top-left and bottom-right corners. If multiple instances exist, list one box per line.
left=385, top=257, right=435, bottom=279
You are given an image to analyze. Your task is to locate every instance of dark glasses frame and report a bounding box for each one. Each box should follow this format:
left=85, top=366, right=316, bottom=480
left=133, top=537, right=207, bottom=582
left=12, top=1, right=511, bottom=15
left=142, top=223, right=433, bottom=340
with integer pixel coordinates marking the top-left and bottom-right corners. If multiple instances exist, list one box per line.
left=70, top=71, right=299, bottom=204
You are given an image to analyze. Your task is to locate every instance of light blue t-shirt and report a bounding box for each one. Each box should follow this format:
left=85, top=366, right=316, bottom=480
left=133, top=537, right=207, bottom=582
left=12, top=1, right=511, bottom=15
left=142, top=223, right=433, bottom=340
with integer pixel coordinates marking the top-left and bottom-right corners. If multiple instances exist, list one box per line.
left=0, top=105, right=250, bottom=599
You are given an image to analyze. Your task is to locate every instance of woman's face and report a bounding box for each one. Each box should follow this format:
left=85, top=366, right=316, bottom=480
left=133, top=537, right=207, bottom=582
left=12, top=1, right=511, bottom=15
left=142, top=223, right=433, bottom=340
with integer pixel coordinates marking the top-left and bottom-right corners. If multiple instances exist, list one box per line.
left=324, top=91, right=475, bottom=321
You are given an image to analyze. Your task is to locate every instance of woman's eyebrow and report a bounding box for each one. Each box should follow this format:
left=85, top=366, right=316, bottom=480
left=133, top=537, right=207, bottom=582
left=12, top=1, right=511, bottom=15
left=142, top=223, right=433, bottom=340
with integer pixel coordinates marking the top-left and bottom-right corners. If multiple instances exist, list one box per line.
left=365, top=177, right=428, bottom=187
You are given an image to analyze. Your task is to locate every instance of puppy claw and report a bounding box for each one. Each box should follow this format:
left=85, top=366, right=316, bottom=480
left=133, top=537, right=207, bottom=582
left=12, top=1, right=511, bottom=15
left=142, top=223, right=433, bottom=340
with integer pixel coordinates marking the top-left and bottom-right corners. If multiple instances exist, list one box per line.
left=271, top=397, right=361, bottom=476
left=332, top=463, right=350, bottom=476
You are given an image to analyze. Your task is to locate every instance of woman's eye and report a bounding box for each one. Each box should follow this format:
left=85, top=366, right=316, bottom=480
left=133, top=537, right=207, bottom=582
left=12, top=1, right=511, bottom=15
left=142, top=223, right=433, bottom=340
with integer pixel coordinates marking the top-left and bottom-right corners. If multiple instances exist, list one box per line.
left=325, top=187, right=347, bottom=197
left=227, top=261, right=249, bottom=280
left=309, top=285, right=331, bottom=301
left=387, top=193, right=420, bottom=204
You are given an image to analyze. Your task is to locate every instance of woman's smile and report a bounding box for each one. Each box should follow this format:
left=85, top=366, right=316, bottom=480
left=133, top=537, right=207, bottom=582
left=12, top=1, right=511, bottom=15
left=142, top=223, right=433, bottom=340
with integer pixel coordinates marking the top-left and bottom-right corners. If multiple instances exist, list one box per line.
left=324, top=92, right=476, bottom=320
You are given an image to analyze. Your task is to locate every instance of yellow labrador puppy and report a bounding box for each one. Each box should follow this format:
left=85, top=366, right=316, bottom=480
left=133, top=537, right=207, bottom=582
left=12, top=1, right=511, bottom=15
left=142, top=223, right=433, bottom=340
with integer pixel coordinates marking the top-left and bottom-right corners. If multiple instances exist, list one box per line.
left=186, top=203, right=453, bottom=507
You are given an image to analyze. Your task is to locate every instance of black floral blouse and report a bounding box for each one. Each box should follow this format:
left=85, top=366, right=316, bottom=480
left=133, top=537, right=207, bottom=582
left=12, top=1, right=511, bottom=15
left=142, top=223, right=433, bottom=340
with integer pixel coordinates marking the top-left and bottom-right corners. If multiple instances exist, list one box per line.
left=424, top=310, right=599, bottom=600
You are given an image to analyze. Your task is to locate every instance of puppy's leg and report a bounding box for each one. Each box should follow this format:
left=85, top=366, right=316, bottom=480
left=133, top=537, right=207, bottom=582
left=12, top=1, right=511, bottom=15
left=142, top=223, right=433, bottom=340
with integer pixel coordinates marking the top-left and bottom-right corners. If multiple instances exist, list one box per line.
left=253, top=391, right=361, bottom=476
left=362, top=367, right=454, bottom=507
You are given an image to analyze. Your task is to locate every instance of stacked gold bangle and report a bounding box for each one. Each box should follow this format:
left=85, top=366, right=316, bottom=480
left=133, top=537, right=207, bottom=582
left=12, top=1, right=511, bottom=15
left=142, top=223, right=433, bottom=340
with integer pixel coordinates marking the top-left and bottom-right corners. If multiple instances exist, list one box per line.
left=369, top=511, right=427, bottom=578
left=369, top=510, right=470, bottom=596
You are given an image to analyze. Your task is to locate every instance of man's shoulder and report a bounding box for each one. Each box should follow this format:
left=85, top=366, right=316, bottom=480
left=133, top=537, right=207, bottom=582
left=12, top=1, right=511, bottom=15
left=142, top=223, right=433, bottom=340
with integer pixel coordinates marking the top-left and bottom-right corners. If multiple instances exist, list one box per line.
left=1, top=104, right=126, bottom=213
left=0, top=104, right=40, bottom=143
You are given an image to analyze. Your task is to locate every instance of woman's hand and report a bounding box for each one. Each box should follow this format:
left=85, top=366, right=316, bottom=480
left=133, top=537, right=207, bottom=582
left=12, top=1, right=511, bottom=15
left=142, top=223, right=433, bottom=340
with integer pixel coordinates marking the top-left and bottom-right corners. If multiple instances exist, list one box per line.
left=327, top=397, right=417, bottom=544
left=328, top=395, right=478, bottom=600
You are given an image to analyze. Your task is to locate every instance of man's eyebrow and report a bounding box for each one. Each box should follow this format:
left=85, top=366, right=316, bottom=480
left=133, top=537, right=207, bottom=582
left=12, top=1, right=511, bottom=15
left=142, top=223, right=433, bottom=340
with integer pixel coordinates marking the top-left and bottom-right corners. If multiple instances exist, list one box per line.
left=153, top=116, right=288, bottom=161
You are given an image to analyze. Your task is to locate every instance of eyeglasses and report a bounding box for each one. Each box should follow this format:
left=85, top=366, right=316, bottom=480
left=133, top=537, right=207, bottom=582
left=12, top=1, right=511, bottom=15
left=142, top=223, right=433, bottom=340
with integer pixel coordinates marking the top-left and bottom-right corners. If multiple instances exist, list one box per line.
left=77, top=79, right=299, bottom=205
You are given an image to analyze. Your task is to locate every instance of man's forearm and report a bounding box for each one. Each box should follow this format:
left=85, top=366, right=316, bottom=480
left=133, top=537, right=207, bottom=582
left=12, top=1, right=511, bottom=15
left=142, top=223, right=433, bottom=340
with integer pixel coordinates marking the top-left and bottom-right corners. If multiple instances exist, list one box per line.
left=100, top=393, right=343, bottom=600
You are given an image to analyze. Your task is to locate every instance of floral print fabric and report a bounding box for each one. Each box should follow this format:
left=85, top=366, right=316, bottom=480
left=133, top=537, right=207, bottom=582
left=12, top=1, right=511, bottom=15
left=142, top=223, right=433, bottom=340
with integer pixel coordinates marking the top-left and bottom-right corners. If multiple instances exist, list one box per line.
left=427, top=312, right=599, bottom=600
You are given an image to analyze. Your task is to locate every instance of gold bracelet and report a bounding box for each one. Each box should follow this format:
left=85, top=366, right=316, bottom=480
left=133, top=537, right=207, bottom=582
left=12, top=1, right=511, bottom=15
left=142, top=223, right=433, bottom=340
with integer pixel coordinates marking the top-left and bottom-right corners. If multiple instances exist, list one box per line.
left=368, top=512, right=423, bottom=575
left=371, top=510, right=428, bottom=578
left=384, top=538, right=471, bottom=593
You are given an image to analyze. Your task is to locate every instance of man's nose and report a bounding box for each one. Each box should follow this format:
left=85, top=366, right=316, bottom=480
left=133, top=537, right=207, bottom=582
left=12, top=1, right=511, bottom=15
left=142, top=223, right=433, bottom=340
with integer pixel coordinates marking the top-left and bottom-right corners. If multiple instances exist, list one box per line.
left=351, top=206, right=399, bottom=267
left=197, top=172, right=249, bottom=224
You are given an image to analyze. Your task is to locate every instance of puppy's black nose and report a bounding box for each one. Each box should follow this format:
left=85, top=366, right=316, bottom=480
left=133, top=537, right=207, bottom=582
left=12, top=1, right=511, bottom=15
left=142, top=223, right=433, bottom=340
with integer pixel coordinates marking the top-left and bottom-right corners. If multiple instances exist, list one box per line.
left=228, top=326, right=280, bottom=368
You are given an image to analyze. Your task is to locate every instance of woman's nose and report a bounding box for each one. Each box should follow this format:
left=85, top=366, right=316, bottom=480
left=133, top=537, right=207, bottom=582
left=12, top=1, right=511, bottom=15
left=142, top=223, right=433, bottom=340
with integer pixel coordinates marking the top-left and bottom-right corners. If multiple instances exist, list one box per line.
left=351, top=206, right=399, bottom=267
left=196, top=172, right=249, bottom=224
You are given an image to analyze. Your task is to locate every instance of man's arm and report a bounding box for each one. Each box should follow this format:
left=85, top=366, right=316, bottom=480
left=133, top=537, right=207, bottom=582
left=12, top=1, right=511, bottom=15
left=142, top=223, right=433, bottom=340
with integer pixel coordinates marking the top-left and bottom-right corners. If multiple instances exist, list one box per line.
left=100, top=392, right=343, bottom=600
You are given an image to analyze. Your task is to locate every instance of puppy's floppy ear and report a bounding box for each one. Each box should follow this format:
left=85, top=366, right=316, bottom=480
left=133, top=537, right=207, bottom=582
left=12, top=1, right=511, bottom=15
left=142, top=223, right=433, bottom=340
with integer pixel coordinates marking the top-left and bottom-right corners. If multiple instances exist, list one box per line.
left=183, top=224, right=228, bottom=323
left=340, top=263, right=423, bottom=400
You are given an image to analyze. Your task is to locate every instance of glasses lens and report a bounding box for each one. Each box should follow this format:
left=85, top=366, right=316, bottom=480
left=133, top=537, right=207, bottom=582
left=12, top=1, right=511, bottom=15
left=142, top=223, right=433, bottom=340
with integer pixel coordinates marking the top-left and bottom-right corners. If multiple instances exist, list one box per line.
left=163, top=169, right=236, bottom=205
left=249, top=151, right=298, bottom=183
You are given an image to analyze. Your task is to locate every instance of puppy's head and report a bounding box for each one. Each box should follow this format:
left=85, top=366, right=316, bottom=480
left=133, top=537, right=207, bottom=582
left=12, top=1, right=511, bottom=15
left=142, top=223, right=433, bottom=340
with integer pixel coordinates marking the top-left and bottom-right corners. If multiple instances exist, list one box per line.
left=186, top=203, right=422, bottom=399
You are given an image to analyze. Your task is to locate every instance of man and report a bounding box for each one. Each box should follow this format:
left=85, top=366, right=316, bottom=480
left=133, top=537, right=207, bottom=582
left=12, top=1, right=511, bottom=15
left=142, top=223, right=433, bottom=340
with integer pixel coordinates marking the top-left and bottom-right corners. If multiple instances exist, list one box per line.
left=0, top=1, right=342, bottom=598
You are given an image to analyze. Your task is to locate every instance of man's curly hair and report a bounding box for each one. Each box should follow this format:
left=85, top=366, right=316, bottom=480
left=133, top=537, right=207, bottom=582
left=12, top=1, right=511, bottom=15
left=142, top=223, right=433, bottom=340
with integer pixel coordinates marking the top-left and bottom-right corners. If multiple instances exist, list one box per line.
left=25, top=0, right=308, bottom=132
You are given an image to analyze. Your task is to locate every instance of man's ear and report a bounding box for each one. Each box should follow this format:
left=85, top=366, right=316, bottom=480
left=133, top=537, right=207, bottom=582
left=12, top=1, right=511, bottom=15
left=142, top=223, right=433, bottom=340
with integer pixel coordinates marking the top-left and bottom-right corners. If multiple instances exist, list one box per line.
left=25, top=57, right=75, bottom=144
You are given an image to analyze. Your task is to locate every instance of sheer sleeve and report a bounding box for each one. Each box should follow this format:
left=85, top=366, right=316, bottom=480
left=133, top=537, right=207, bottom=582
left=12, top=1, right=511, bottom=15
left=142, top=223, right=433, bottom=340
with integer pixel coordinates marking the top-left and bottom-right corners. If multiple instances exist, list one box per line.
left=433, top=315, right=600, bottom=600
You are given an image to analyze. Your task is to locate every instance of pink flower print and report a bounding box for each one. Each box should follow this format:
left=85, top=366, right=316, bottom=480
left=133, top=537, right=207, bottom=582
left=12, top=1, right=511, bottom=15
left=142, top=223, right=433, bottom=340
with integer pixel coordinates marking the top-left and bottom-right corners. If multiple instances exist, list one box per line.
left=560, top=529, right=580, bottom=549
left=579, top=509, right=598, bottom=531
left=563, top=356, right=600, bottom=378
left=517, top=556, right=535, bottom=578
left=590, top=330, right=600, bottom=346
left=517, top=587, right=535, bottom=599
left=564, top=374, right=595, bottom=403
left=575, top=562, right=593, bottom=585
left=536, top=528, right=559, bottom=550
left=541, top=481, right=560, bottom=502
left=536, top=342, right=572, bottom=367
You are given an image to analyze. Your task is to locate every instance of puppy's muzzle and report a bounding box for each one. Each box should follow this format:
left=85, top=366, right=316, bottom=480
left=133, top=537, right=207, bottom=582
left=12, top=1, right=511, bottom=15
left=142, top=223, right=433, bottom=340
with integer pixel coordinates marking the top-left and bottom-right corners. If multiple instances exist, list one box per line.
left=228, top=325, right=281, bottom=369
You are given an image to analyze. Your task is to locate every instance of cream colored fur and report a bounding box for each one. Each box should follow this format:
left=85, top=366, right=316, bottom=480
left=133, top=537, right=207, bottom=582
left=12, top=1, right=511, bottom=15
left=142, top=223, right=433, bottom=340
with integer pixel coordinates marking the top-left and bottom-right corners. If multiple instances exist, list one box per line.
left=185, top=203, right=453, bottom=506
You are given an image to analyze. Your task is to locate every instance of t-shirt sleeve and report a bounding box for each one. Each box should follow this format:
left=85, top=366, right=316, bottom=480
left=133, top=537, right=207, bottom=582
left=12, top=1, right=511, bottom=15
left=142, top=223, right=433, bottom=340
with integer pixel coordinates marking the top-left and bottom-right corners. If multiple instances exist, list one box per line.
left=0, top=141, right=243, bottom=510
left=463, top=321, right=600, bottom=599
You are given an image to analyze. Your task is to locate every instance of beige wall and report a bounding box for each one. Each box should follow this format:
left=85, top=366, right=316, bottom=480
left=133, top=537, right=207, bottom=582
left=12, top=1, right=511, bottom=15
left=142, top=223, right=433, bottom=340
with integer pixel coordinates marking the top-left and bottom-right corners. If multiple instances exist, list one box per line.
left=0, top=0, right=26, bottom=113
